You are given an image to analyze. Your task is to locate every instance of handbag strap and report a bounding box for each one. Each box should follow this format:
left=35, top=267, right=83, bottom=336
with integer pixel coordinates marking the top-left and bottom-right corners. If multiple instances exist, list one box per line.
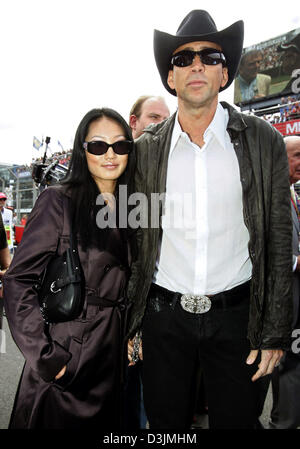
left=64, top=196, right=78, bottom=254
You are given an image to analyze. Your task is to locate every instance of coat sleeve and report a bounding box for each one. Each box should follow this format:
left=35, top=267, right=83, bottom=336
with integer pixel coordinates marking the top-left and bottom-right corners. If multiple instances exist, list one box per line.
left=3, top=187, right=72, bottom=382
left=260, top=128, right=293, bottom=349
left=126, top=136, right=144, bottom=338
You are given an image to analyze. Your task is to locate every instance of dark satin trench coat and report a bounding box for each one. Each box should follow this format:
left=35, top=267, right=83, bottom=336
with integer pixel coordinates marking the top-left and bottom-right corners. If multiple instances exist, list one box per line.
left=4, top=185, right=132, bottom=429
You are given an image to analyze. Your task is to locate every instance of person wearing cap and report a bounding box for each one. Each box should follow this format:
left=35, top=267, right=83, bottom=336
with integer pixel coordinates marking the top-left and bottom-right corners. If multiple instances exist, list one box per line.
left=278, top=32, right=300, bottom=95
left=0, top=193, right=14, bottom=255
left=127, top=10, right=293, bottom=429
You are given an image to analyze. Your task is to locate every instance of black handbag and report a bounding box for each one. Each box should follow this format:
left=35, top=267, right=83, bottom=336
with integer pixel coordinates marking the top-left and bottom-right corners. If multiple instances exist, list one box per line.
left=38, top=226, right=84, bottom=323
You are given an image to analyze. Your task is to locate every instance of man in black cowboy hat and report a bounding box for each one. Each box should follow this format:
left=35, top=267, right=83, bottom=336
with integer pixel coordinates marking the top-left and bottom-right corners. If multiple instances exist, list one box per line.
left=127, top=10, right=293, bottom=429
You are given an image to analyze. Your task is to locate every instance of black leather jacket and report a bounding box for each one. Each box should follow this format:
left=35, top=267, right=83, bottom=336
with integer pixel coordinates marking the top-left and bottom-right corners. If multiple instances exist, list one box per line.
left=127, top=101, right=293, bottom=349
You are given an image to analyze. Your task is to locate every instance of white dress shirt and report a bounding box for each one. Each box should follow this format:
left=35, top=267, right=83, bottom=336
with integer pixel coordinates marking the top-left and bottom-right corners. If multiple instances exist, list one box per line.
left=153, top=103, right=252, bottom=295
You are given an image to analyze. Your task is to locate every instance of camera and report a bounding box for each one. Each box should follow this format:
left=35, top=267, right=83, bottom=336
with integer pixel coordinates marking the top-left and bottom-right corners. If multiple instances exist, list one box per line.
left=31, top=160, right=68, bottom=189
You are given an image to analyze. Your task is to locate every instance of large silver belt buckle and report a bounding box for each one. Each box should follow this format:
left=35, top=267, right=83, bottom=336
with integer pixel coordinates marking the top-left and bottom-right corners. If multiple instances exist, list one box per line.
left=180, top=294, right=211, bottom=314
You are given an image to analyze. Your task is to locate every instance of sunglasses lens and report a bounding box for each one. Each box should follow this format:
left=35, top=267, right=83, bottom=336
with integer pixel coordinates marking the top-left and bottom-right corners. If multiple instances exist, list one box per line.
left=113, top=141, right=132, bottom=155
left=172, top=52, right=193, bottom=67
left=87, top=141, right=108, bottom=155
left=201, top=52, right=224, bottom=65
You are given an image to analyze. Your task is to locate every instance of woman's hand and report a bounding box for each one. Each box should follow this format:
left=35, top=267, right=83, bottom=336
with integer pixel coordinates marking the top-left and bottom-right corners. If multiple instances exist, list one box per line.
left=55, top=365, right=67, bottom=380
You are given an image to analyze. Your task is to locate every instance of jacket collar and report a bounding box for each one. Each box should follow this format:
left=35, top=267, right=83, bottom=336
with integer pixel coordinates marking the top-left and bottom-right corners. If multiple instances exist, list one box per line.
left=221, top=101, right=248, bottom=134
left=141, top=113, right=176, bottom=139
left=142, top=101, right=248, bottom=139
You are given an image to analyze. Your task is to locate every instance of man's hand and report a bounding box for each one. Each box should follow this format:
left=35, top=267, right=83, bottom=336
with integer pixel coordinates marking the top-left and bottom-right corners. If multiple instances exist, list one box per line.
left=246, top=349, right=283, bottom=381
left=128, top=336, right=143, bottom=366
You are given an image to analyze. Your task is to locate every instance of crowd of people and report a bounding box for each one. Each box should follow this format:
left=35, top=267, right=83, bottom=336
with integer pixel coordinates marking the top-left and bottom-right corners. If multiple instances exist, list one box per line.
left=279, top=96, right=300, bottom=122
left=259, top=43, right=283, bottom=72
left=31, top=150, right=72, bottom=168
left=246, top=95, right=300, bottom=125
left=1, top=8, right=300, bottom=434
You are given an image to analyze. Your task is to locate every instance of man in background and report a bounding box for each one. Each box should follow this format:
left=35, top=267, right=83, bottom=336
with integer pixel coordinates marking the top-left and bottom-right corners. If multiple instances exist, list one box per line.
left=129, top=95, right=170, bottom=139
left=270, top=136, right=300, bottom=429
left=234, top=50, right=271, bottom=104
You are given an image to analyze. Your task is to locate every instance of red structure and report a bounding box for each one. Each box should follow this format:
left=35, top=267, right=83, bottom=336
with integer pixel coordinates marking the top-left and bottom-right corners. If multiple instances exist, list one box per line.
left=14, top=225, right=25, bottom=245
left=273, top=118, right=300, bottom=136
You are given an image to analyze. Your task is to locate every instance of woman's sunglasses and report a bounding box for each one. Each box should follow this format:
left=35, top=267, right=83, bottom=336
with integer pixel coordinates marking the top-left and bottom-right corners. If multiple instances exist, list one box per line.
left=83, top=140, right=133, bottom=156
left=171, top=48, right=226, bottom=68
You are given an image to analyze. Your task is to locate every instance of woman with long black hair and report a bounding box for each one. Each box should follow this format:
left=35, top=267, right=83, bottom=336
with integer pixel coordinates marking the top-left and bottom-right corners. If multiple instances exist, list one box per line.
left=4, top=108, right=136, bottom=429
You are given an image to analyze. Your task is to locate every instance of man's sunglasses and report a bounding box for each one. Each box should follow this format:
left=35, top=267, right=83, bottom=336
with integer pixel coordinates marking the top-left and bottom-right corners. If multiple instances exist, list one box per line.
left=83, top=140, right=133, bottom=156
left=171, top=48, right=226, bottom=68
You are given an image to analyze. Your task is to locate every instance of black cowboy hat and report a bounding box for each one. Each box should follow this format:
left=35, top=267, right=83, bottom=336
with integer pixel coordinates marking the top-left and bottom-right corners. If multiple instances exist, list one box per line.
left=154, top=10, right=244, bottom=96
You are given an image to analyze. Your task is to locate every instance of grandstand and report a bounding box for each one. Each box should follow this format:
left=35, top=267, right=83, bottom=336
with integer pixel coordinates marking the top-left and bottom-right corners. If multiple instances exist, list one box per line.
left=0, top=150, right=71, bottom=224
left=245, top=95, right=300, bottom=136
left=234, top=25, right=300, bottom=137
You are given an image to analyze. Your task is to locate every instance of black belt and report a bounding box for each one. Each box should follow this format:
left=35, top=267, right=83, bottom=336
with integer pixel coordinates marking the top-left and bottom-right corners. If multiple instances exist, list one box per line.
left=149, top=281, right=250, bottom=313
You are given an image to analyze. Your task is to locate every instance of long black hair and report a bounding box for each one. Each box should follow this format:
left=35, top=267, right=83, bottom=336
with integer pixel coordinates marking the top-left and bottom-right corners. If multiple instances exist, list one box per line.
left=61, top=108, right=136, bottom=251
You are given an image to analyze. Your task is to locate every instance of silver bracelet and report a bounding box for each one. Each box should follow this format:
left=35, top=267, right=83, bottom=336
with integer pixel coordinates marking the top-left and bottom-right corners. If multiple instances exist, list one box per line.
left=131, top=331, right=141, bottom=363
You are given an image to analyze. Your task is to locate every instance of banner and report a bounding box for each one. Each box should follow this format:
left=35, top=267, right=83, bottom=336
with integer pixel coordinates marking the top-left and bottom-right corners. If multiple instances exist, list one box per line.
left=273, top=118, right=300, bottom=135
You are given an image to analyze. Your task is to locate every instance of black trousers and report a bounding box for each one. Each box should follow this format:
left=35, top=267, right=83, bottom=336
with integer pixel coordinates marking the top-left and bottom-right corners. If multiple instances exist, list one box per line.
left=141, top=283, right=264, bottom=429
left=270, top=352, right=300, bottom=428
